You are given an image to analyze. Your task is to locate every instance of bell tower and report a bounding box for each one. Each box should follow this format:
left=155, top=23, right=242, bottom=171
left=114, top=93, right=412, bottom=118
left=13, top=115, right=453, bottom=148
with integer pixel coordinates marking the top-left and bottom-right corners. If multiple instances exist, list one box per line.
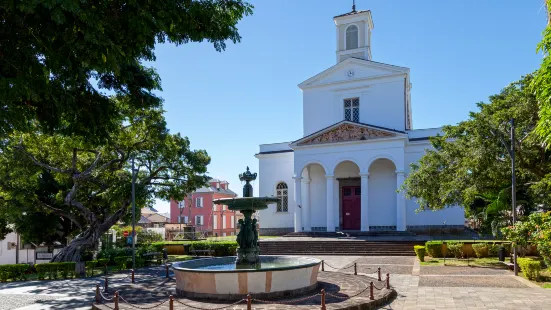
left=333, top=3, right=374, bottom=63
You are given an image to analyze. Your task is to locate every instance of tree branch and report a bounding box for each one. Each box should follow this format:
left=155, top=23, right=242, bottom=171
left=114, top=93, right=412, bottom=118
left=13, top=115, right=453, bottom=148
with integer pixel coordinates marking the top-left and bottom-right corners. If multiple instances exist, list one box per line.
left=37, top=200, right=83, bottom=230
left=16, top=142, right=72, bottom=174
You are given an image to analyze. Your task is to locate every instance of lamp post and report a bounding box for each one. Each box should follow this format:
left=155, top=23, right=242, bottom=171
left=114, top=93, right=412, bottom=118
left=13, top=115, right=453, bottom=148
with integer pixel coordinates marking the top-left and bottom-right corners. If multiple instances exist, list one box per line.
left=131, top=157, right=138, bottom=270
left=510, top=119, right=518, bottom=276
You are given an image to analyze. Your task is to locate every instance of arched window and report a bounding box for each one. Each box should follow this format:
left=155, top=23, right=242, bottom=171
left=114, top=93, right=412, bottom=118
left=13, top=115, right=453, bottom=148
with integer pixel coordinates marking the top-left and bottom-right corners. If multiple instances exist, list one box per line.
left=346, top=25, right=359, bottom=50
left=276, top=182, right=288, bottom=212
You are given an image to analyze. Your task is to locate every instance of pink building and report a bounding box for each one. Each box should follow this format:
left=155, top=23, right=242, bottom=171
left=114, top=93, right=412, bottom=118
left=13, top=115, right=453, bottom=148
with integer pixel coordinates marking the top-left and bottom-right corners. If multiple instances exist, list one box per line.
left=169, top=179, right=240, bottom=237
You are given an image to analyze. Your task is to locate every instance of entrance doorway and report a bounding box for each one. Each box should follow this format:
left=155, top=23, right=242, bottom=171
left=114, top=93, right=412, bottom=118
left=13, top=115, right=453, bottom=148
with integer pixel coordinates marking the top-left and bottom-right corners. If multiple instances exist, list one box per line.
left=342, top=186, right=361, bottom=230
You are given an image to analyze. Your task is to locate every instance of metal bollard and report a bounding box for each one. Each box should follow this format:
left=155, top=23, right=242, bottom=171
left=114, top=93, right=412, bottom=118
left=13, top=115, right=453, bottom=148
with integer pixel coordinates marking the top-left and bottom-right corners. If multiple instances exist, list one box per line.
left=378, top=267, right=381, bottom=281
left=321, top=260, right=325, bottom=271
left=165, top=264, right=169, bottom=278
left=114, top=291, right=119, bottom=310
left=169, top=295, right=174, bottom=310
left=320, top=289, right=326, bottom=310
left=247, top=294, right=252, bottom=310
left=104, top=277, right=108, bottom=293
left=95, top=284, right=100, bottom=303
left=131, top=269, right=135, bottom=283
left=386, top=273, right=390, bottom=289
left=354, top=262, right=357, bottom=275
left=369, top=282, right=374, bottom=300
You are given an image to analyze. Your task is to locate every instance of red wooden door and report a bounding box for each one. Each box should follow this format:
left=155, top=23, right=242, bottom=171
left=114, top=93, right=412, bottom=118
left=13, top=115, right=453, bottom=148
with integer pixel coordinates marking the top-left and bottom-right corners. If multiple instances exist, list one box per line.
left=342, top=186, right=361, bottom=230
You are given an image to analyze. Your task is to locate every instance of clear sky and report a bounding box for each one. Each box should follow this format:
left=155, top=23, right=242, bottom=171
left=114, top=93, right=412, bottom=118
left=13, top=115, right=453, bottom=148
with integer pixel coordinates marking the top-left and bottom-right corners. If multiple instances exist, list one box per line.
left=152, top=0, right=546, bottom=213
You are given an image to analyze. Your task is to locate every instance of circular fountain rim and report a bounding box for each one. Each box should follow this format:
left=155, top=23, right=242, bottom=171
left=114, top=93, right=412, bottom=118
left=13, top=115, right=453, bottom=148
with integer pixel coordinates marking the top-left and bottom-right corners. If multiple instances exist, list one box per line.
left=172, top=255, right=321, bottom=273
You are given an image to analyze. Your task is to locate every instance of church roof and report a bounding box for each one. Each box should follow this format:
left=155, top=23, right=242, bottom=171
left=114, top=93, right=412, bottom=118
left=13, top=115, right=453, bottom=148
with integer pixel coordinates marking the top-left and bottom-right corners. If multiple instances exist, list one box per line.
left=334, top=9, right=371, bottom=19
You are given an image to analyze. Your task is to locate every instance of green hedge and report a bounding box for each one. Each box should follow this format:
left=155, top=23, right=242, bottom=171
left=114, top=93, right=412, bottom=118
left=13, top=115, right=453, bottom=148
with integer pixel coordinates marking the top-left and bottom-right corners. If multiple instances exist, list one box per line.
left=414, top=246, right=426, bottom=262
left=153, top=241, right=238, bottom=257
left=472, top=243, right=489, bottom=258
left=446, top=242, right=465, bottom=258
left=85, top=261, right=97, bottom=277
left=35, top=262, right=75, bottom=280
left=425, top=241, right=443, bottom=258
left=114, top=256, right=132, bottom=271
left=518, top=258, right=541, bottom=280
left=0, top=264, right=30, bottom=282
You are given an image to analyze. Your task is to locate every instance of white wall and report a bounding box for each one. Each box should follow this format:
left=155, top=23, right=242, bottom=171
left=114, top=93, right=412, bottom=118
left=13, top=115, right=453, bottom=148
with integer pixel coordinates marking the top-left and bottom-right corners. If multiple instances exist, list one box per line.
left=302, top=74, right=406, bottom=137
left=368, top=159, right=397, bottom=227
left=257, top=152, right=295, bottom=229
left=308, top=164, right=327, bottom=229
left=0, top=233, right=17, bottom=265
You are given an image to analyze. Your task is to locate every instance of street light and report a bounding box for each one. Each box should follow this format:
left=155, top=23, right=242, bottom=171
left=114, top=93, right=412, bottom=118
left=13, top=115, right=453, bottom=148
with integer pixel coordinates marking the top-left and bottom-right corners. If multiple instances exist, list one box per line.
left=131, top=157, right=139, bottom=270
left=510, top=119, right=518, bottom=276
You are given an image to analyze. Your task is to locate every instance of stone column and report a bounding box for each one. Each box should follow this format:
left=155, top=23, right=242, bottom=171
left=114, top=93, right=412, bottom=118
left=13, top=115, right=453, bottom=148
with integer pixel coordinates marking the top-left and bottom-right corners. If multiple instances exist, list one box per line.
left=360, top=173, right=369, bottom=231
left=326, top=175, right=335, bottom=232
left=293, top=176, right=303, bottom=232
left=396, top=170, right=406, bottom=231
left=302, top=178, right=311, bottom=231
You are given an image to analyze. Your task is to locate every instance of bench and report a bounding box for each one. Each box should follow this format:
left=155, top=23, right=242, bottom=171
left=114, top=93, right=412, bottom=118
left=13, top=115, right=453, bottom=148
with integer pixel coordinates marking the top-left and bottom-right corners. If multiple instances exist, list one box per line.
left=142, top=252, right=163, bottom=266
left=190, top=249, right=214, bottom=257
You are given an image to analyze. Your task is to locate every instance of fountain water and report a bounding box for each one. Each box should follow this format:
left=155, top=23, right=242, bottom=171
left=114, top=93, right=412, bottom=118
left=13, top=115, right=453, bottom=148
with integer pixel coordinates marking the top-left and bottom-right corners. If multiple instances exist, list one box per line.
left=172, top=167, right=321, bottom=300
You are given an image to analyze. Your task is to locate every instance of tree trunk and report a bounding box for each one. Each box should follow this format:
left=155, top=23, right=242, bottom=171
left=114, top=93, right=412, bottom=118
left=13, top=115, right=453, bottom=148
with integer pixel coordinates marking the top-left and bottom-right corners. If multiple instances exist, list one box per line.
left=51, top=223, right=108, bottom=262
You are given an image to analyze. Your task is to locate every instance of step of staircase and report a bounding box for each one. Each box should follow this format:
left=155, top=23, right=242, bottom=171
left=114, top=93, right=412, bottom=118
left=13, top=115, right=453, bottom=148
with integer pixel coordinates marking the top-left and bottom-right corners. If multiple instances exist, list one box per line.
left=283, top=231, right=417, bottom=237
left=258, top=240, right=422, bottom=256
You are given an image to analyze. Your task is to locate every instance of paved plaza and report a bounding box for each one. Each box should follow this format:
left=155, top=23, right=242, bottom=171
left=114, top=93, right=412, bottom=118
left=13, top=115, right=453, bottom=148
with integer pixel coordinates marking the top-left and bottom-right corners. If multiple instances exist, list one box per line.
left=0, top=256, right=550, bottom=309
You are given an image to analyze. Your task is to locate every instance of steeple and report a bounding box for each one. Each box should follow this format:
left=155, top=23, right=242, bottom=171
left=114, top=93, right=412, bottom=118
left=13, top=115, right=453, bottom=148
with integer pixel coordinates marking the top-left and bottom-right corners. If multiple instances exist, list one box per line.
left=333, top=4, right=374, bottom=63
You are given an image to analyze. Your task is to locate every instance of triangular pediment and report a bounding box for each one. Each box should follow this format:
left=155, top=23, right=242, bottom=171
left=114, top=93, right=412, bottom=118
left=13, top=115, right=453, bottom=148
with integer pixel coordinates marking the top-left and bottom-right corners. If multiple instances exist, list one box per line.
left=292, top=121, right=401, bottom=147
left=298, top=58, right=409, bottom=89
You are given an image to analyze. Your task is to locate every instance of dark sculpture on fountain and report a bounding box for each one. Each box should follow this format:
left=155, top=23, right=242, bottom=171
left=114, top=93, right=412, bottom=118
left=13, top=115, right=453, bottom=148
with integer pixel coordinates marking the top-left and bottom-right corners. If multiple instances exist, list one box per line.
left=213, top=167, right=279, bottom=267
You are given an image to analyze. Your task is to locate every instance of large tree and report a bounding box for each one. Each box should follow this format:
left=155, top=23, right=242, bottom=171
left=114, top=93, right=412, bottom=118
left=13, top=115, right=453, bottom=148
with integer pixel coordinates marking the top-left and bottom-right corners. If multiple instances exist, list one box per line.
left=0, top=102, right=210, bottom=261
left=533, top=0, right=551, bottom=146
left=0, top=0, right=252, bottom=141
left=402, top=75, right=551, bottom=233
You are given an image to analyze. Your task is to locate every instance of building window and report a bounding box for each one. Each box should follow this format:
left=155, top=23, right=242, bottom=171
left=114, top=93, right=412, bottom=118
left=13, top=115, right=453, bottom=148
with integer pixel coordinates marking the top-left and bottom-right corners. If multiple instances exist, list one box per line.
left=346, top=25, right=359, bottom=50
left=196, top=197, right=203, bottom=208
left=344, top=98, right=360, bottom=122
left=178, top=201, right=185, bottom=208
left=276, top=182, right=288, bottom=212
left=178, top=216, right=188, bottom=224
left=231, top=216, right=235, bottom=228
left=195, top=215, right=204, bottom=226
left=222, top=215, right=227, bottom=229
left=213, top=216, right=218, bottom=229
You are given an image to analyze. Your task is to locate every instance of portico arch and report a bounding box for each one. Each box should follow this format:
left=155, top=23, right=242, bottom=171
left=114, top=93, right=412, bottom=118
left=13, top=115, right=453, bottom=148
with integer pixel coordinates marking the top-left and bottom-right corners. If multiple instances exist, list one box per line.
left=334, top=160, right=361, bottom=230
left=368, top=158, right=398, bottom=230
left=296, top=162, right=327, bottom=232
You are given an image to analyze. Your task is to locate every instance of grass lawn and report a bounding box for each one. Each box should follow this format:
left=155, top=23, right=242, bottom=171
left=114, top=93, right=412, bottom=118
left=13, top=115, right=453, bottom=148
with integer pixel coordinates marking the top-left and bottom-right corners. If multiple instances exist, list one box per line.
left=420, top=257, right=506, bottom=268
left=167, top=255, right=193, bottom=263
left=206, top=235, right=279, bottom=241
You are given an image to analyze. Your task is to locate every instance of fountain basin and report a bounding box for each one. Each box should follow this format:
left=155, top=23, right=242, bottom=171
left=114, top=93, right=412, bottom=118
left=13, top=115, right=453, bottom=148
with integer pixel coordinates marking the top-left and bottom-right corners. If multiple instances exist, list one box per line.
left=173, top=256, right=321, bottom=300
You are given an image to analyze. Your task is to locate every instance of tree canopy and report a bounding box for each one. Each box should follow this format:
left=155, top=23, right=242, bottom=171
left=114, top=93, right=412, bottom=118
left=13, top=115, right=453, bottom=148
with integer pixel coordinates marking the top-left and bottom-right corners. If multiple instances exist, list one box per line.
left=533, top=0, right=551, bottom=146
left=401, top=75, right=551, bottom=234
left=0, top=0, right=253, bottom=142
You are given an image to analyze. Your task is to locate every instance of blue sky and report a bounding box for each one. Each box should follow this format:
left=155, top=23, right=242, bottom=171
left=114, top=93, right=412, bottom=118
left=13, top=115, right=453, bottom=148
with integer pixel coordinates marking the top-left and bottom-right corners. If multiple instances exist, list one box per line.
left=152, top=0, right=546, bottom=213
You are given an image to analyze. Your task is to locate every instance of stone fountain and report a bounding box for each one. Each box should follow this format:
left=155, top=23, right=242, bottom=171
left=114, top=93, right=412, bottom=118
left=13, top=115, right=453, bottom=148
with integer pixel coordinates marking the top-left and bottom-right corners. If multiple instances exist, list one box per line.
left=172, top=167, right=321, bottom=300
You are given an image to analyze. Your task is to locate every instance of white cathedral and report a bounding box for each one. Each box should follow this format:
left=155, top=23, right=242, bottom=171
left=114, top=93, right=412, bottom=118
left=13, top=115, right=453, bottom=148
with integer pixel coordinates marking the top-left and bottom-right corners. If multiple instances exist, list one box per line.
left=255, top=8, right=465, bottom=235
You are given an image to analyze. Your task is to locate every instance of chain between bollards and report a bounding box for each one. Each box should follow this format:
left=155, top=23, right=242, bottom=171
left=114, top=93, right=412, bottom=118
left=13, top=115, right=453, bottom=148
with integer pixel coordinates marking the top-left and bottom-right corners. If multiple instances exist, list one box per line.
left=369, top=282, right=374, bottom=300
left=354, top=262, right=357, bottom=275
left=247, top=294, right=252, bottom=310
left=386, top=273, right=390, bottom=289
left=131, top=269, right=135, bottom=283
left=114, top=291, right=119, bottom=310
left=378, top=267, right=381, bottom=281
left=95, top=284, right=100, bottom=303
left=169, top=295, right=174, bottom=310
left=320, top=289, right=326, bottom=310
left=321, top=260, right=325, bottom=271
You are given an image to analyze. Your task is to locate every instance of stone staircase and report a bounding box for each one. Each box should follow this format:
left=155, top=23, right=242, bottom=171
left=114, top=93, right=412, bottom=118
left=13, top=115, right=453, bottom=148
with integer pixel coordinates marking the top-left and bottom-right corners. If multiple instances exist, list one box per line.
left=283, top=231, right=417, bottom=237
left=258, top=240, right=421, bottom=256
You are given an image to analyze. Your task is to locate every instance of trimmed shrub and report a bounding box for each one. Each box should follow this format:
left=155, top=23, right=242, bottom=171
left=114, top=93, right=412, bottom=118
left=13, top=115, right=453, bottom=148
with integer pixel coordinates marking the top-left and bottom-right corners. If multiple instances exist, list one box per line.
left=487, top=243, right=500, bottom=257
left=35, top=262, right=75, bottom=280
left=114, top=256, right=132, bottom=271
left=425, top=241, right=443, bottom=258
left=0, top=264, right=30, bottom=282
left=414, top=246, right=426, bottom=262
left=188, top=241, right=238, bottom=256
left=446, top=242, right=465, bottom=258
left=472, top=243, right=489, bottom=258
left=97, top=247, right=131, bottom=265
left=97, top=258, right=109, bottom=267
left=85, top=261, right=97, bottom=277
left=517, top=258, right=541, bottom=280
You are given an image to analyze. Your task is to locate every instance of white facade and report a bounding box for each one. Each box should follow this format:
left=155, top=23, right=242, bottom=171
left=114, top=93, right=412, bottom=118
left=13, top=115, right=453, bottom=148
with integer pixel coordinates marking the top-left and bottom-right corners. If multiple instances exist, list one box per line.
left=255, top=9, right=464, bottom=234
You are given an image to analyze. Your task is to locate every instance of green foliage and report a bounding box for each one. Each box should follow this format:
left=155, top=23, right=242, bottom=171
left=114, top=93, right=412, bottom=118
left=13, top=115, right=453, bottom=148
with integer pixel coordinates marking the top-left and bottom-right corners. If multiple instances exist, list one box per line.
left=425, top=241, right=443, bottom=258
left=0, top=264, right=29, bottom=282
left=401, top=75, right=550, bottom=235
left=518, top=258, right=541, bottom=280
left=34, top=262, right=75, bottom=280
left=155, top=241, right=238, bottom=256
left=414, top=246, right=426, bottom=262
left=472, top=243, right=489, bottom=258
left=502, top=211, right=551, bottom=265
left=488, top=243, right=501, bottom=257
left=0, top=0, right=253, bottom=141
left=532, top=0, right=551, bottom=146
left=85, top=261, right=97, bottom=277
left=97, top=247, right=132, bottom=265
left=114, top=256, right=132, bottom=271
left=446, top=242, right=465, bottom=259
left=97, top=259, right=110, bottom=267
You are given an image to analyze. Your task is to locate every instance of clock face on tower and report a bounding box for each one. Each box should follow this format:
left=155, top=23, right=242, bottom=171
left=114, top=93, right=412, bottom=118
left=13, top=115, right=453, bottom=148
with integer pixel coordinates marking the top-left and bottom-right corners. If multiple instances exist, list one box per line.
left=347, top=69, right=355, bottom=77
